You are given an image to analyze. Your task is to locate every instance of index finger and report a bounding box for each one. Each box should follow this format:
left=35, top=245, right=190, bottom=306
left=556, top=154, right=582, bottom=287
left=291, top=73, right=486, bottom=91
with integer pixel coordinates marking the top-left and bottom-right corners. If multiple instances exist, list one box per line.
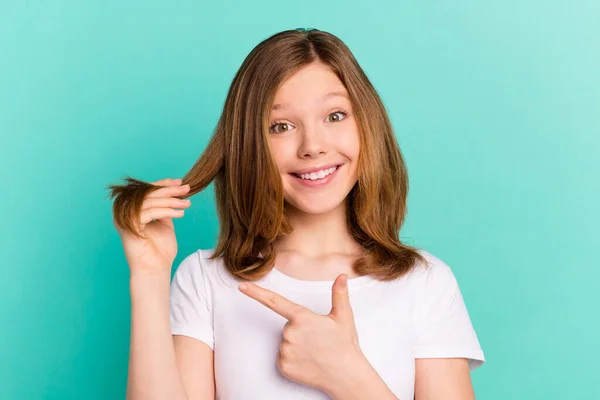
left=239, top=282, right=306, bottom=320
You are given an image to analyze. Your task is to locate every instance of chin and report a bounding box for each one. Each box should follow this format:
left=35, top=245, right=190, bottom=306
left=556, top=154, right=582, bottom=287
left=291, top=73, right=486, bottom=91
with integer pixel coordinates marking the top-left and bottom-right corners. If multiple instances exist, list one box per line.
left=284, top=195, right=347, bottom=216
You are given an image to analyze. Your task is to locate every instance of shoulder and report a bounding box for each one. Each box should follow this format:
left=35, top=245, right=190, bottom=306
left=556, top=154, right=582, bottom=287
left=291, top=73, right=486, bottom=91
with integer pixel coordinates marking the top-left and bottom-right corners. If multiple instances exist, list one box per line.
left=409, top=249, right=485, bottom=369
left=407, top=249, right=462, bottom=295
left=414, top=249, right=456, bottom=277
left=174, top=248, right=222, bottom=274
left=173, top=248, right=237, bottom=289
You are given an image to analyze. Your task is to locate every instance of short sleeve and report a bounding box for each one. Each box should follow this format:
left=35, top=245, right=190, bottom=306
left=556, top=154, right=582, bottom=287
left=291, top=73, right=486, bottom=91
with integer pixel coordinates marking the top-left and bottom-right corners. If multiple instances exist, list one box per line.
left=169, top=250, right=215, bottom=349
left=413, top=254, right=485, bottom=370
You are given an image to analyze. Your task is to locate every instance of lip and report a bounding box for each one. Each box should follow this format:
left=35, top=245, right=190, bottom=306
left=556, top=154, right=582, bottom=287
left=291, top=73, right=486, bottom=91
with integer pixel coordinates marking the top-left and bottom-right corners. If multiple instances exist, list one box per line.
left=291, top=163, right=342, bottom=175
left=289, top=164, right=342, bottom=188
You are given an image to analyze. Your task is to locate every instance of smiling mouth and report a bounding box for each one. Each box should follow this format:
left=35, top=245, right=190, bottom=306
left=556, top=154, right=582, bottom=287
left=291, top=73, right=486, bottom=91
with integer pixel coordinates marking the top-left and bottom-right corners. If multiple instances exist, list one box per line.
left=291, top=165, right=341, bottom=181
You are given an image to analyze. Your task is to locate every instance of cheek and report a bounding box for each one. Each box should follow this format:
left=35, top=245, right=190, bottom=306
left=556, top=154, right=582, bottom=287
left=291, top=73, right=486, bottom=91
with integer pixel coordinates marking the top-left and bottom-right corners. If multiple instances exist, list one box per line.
left=268, top=140, right=292, bottom=170
left=338, top=129, right=361, bottom=160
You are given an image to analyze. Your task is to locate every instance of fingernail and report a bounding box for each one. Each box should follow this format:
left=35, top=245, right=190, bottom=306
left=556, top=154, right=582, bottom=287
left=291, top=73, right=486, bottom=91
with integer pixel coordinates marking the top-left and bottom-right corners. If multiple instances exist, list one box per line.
left=239, top=283, right=247, bottom=292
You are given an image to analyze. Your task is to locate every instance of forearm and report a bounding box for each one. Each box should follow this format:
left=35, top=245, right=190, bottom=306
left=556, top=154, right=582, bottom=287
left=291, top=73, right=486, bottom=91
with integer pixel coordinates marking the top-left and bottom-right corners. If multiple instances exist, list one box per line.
left=127, top=270, right=188, bottom=400
left=324, top=353, right=399, bottom=400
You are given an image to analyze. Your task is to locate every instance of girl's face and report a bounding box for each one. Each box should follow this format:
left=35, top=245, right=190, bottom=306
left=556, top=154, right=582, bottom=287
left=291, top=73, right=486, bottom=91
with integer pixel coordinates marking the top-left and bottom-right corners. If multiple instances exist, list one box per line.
left=267, top=62, right=360, bottom=216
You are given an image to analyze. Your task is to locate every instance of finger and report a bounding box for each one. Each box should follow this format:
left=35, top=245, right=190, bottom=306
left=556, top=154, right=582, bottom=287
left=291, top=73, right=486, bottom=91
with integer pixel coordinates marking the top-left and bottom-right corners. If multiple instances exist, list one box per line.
left=143, top=197, right=190, bottom=229
left=150, top=178, right=182, bottom=186
left=142, top=197, right=191, bottom=211
left=239, top=282, right=307, bottom=321
left=147, top=184, right=190, bottom=199
left=329, top=274, right=356, bottom=325
left=139, top=207, right=185, bottom=225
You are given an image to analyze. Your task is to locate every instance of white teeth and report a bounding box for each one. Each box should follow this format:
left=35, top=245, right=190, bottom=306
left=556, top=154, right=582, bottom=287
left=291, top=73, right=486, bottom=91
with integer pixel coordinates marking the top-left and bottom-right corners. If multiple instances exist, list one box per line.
left=298, top=166, right=338, bottom=180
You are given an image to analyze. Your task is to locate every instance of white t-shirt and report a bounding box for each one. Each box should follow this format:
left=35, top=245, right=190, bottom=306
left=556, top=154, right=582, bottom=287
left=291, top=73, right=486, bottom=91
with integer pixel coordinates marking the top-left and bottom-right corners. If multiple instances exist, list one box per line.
left=170, top=248, right=485, bottom=399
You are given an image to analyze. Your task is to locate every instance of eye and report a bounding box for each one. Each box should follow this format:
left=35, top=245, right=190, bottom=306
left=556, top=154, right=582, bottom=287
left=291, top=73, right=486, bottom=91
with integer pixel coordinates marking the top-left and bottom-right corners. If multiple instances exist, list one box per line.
left=268, top=109, right=349, bottom=134
left=268, top=121, right=293, bottom=134
left=327, top=109, right=348, bottom=123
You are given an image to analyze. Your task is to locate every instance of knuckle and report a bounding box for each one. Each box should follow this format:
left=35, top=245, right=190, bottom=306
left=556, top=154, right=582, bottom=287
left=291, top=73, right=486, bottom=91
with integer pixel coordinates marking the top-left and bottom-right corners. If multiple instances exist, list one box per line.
left=283, top=332, right=295, bottom=344
left=265, top=294, right=278, bottom=307
left=282, top=324, right=293, bottom=340
left=172, top=198, right=187, bottom=207
left=292, top=308, right=309, bottom=321
left=280, top=342, right=293, bottom=358
left=277, top=357, right=292, bottom=376
left=140, top=196, right=153, bottom=207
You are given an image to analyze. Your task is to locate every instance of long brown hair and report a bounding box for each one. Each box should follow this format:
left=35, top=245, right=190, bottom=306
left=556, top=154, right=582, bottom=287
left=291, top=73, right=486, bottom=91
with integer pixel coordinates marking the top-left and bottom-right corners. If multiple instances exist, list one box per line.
left=107, top=28, right=427, bottom=282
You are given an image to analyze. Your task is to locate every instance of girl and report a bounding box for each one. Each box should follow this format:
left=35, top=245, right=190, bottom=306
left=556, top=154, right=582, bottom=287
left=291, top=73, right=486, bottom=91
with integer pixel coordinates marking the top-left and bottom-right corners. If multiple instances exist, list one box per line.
left=108, top=28, right=484, bottom=400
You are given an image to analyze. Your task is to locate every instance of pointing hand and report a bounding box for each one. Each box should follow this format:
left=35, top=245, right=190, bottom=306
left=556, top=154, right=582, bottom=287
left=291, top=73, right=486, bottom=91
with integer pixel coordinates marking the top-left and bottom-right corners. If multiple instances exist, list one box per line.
left=238, top=274, right=365, bottom=392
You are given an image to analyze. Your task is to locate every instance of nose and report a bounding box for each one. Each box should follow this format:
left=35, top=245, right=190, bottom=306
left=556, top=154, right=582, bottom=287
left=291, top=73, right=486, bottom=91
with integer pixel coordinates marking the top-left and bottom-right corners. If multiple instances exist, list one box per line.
left=297, top=124, right=327, bottom=158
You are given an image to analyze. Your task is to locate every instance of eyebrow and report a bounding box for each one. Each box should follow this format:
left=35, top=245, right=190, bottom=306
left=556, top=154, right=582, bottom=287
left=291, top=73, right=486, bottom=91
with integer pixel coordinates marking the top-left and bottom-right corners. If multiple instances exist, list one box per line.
left=271, top=91, right=349, bottom=111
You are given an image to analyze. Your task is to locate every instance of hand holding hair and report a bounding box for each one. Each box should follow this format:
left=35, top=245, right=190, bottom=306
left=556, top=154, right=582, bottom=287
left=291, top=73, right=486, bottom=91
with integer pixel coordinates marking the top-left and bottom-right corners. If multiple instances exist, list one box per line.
left=110, top=177, right=192, bottom=275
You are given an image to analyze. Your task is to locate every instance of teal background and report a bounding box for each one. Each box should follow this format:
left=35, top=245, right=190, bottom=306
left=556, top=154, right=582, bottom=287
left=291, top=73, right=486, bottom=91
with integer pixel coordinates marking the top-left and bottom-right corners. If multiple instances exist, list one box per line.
left=1, top=0, right=598, bottom=398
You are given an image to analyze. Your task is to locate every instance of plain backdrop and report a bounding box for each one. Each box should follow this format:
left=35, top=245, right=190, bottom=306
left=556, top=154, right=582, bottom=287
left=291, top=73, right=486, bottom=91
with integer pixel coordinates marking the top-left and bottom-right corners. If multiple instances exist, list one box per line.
left=1, top=1, right=598, bottom=399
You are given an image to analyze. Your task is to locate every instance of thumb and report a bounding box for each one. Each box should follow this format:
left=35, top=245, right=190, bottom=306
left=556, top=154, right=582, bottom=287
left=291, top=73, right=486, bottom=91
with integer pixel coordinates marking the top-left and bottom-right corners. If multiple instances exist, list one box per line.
left=329, top=274, right=355, bottom=325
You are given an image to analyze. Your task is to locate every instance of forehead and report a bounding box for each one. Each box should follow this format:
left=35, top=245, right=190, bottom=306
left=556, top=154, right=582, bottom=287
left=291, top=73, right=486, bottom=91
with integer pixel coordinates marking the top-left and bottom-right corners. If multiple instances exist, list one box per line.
left=272, top=91, right=349, bottom=111
left=271, top=63, right=349, bottom=111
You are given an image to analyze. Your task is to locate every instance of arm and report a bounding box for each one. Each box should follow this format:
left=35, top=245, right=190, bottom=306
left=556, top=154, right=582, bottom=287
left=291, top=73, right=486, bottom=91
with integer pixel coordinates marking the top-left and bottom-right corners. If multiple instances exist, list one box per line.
left=411, top=254, right=484, bottom=399
left=414, top=358, right=474, bottom=400
left=173, top=335, right=215, bottom=400
left=126, top=270, right=215, bottom=400
left=323, top=351, right=399, bottom=400
left=324, top=356, right=475, bottom=400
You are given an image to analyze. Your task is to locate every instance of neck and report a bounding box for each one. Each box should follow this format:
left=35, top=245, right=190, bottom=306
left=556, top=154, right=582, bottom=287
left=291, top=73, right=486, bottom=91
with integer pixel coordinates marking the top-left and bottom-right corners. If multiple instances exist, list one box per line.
left=273, top=200, right=362, bottom=258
